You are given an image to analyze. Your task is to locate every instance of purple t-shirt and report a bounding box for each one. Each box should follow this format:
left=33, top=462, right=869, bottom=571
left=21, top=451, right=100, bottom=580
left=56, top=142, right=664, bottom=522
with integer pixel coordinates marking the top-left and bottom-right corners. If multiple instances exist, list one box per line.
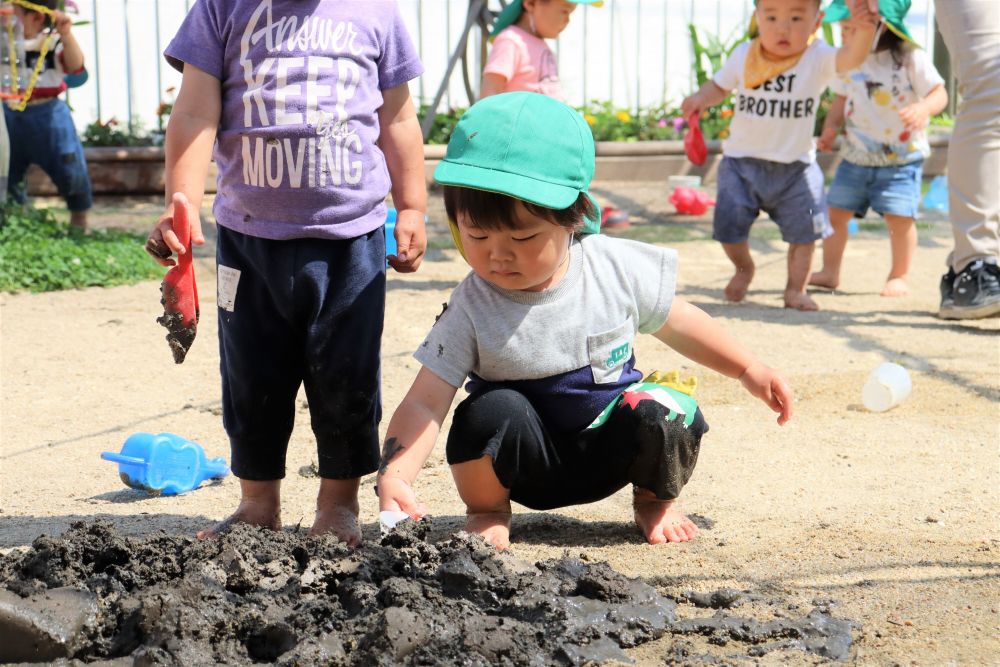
left=165, top=0, right=423, bottom=240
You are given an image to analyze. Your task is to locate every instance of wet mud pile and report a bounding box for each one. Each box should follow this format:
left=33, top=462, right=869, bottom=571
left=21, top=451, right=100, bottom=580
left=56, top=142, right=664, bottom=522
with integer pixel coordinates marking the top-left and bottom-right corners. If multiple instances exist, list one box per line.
left=0, top=521, right=854, bottom=665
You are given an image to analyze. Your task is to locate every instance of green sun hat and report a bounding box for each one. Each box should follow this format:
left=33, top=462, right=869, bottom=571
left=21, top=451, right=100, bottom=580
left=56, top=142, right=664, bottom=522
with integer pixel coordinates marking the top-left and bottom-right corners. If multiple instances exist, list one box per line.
left=823, top=0, right=917, bottom=46
left=434, top=92, right=601, bottom=235
left=490, top=0, right=604, bottom=39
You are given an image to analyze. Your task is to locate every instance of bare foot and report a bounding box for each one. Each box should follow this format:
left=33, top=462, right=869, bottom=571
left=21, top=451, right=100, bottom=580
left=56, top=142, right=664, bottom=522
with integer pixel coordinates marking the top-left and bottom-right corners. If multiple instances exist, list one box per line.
left=808, top=269, right=839, bottom=290
left=197, top=498, right=281, bottom=540
left=465, top=511, right=512, bottom=550
left=724, top=267, right=755, bottom=302
left=633, top=494, right=699, bottom=544
left=880, top=277, right=909, bottom=297
left=784, top=289, right=819, bottom=311
left=309, top=502, right=362, bottom=547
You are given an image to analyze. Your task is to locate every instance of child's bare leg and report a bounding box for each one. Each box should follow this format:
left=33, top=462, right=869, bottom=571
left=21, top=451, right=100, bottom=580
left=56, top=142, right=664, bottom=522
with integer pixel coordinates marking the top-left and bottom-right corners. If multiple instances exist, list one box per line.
left=809, top=207, right=853, bottom=289
left=310, top=477, right=362, bottom=546
left=632, top=488, right=699, bottom=544
left=785, top=242, right=819, bottom=310
left=451, top=455, right=512, bottom=550
left=881, top=214, right=916, bottom=297
left=721, top=241, right=755, bottom=302
left=197, top=478, right=281, bottom=539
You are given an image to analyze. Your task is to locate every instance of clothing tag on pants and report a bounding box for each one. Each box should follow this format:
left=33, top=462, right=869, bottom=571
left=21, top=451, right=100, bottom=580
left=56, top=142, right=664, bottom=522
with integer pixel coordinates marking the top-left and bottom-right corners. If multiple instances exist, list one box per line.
left=217, top=265, right=241, bottom=312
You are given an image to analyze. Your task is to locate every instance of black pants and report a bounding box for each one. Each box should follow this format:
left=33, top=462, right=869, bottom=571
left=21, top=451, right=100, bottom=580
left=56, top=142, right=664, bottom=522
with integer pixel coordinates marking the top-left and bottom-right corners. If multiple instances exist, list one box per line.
left=216, top=225, right=386, bottom=481
left=446, top=387, right=708, bottom=510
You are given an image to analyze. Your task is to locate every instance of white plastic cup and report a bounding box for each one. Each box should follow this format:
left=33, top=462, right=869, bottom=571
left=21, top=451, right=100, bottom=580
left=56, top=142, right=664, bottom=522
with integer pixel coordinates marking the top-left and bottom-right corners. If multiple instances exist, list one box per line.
left=379, top=510, right=410, bottom=535
left=862, top=363, right=912, bottom=412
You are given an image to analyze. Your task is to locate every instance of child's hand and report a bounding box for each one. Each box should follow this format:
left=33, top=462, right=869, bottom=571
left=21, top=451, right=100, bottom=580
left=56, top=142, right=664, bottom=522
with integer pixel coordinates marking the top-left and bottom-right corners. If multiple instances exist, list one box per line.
left=817, top=126, right=838, bottom=152
left=898, top=101, right=930, bottom=134
left=388, top=208, right=426, bottom=273
left=53, top=11, right=74, bottom=36
left=145, top=193, right=205, bottom=267
left=377, top=475, right=427, bottom=520
left=845, top=0, right=879, bottom=28
left=739, top=361, right=794, bottom=425
left=680, top=94, right=703, bottom=121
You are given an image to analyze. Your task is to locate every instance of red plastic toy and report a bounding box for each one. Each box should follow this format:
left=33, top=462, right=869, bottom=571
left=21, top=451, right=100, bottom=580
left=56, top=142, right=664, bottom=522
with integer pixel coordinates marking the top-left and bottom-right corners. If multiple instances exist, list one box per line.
left=684, top=113, right=708, bottom=166
left=156, top=193, right=200, bottom=364
left=669, top=187, right=715, bottom=216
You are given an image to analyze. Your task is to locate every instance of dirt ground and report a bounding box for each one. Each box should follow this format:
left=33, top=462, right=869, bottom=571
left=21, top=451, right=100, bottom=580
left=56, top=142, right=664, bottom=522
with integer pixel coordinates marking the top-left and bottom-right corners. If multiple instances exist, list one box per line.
left=2, top=182, right=998, bottom=665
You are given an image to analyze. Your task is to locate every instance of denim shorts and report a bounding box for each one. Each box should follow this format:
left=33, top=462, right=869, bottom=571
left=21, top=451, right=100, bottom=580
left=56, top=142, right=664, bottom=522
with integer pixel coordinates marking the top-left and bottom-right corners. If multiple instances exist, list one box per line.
left=826, top=159, right=923, bottom=219
left=714, top=156, right=829, bottom=245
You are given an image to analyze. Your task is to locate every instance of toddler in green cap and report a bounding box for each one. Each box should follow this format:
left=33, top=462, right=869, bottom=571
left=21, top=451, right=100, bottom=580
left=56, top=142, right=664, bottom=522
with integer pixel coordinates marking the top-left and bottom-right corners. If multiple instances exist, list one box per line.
left=810, top=0, right=948, bottom=297
left=376, top=92, right=793, bottom=550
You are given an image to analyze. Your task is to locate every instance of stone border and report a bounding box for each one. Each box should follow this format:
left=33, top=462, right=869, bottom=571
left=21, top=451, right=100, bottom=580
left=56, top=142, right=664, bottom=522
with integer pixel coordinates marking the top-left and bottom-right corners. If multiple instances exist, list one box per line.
left=26, top=137, right=949, bottom=196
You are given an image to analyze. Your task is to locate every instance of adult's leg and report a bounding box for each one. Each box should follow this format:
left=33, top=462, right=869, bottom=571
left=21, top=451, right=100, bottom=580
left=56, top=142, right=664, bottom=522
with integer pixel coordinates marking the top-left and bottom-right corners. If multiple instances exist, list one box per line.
left=935, top=0, right=1000, bottom=318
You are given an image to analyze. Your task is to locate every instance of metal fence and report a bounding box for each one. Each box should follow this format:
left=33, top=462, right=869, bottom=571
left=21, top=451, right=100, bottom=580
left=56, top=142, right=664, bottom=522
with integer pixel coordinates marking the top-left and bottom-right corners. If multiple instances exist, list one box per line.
left=63, top=0, right=940, bottom=136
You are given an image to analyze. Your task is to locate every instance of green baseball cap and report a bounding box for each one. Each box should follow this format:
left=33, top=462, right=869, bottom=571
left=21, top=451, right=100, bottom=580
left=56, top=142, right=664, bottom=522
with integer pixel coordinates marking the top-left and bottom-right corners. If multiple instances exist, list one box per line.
left=434, top=92, right=601, bottom=234
left=490, top=0, right=604, bottom=39
left=823, top=0, right=917, bottom=45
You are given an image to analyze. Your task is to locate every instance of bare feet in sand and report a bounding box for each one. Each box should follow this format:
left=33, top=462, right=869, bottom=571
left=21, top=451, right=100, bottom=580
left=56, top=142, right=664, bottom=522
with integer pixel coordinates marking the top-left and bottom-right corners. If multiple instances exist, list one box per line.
left=465, top=511, right=512, bottom=550
left=725, top=267, right=755, bottom=302
left=633, top=491, right=698, bottom=544
left=808, top=269, right=839, bottom=291
left=784, top=289, right=819, bottom=311
left=881, top=277, right=909, bottom=297
left=309, top=478, right=363, bottom=547
left=197, top=498, right=281, bottom=540
left=309, top=504, right=361, bottom=546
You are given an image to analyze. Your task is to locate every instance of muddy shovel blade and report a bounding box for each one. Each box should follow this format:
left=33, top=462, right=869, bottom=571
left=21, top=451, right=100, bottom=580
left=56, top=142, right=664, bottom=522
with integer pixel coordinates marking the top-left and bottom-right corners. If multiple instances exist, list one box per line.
left=156, top=199, right=199, bottom=363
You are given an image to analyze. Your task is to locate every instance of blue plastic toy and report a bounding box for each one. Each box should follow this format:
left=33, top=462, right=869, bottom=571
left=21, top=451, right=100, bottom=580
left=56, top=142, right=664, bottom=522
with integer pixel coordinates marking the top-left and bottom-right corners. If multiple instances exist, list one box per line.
left=922, top=175, right=949, bottom=213
left=385, top=207, right=398, bottom=258
left=101, top=432, right=229, bottom=496
left=847, top=219, right=859, bottom=236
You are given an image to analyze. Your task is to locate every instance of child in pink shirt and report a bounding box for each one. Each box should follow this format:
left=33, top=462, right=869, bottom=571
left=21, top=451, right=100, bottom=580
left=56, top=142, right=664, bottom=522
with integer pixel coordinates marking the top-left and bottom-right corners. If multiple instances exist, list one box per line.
left=480, top=0, right=630, bottom=228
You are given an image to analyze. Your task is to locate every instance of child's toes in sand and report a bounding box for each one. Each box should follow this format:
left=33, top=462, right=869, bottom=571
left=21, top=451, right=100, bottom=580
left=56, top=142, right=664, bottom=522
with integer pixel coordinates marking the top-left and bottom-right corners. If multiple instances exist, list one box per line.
left=724, top=268, right=755, bottom=302
left=881, top=277, right=909, bottom=297
left=784, top=289, right=819, bottom=311
left=309, top=504, right=362, bottom=546
left=197, top=500, right=281, bottom=540
left=633, top=492, right=699, bottom=544
left=465, top=511, right=512, bottom=550
left=808, top=269, right=839, bottom=290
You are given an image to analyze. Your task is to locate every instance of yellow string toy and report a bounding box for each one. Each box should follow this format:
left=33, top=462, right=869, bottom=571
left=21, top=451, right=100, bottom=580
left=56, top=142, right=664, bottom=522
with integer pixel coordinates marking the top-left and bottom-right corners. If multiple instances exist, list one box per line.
left=2, top=0, right=57, bottom=111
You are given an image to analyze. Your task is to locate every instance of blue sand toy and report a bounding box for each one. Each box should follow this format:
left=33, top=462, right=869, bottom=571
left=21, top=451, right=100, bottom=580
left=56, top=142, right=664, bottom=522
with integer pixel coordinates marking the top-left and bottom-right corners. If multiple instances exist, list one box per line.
left=101, top=432, right=229, bottom=496
left=922, top=175, right=949, bottom=213
left=385, top=207, right=398, bottom=258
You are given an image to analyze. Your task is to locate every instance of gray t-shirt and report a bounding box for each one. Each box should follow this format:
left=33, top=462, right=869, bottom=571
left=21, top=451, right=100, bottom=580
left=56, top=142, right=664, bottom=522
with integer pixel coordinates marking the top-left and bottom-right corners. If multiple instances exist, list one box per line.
left=415, top=234, right=678, bottom=434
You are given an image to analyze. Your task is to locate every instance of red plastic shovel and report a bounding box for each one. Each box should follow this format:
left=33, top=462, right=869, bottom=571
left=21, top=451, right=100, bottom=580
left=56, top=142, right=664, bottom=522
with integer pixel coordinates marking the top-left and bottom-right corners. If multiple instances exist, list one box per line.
left=684, top=113, right=708, bottom=166
left=156, top=196, right=199, bottom=363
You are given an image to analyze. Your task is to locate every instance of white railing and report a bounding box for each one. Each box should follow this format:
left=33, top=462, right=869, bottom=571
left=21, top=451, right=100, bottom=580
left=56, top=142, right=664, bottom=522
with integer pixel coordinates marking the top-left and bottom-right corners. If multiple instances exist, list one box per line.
left=63, top=0, right=939, bottom=135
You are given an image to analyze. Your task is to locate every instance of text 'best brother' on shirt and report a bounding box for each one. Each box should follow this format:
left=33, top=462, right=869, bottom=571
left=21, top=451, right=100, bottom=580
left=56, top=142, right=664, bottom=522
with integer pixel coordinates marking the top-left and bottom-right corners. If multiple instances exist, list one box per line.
left=736, top=74, right=816, bottom=119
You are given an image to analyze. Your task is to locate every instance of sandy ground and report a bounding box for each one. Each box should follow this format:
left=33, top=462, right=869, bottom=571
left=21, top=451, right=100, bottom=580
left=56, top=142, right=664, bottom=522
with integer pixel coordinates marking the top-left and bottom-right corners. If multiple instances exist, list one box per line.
left=2, top=183, right=998, bottom=665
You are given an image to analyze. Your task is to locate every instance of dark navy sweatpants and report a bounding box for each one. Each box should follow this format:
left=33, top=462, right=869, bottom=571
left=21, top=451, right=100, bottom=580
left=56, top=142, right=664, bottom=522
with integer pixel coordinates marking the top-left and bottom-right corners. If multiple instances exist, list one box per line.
left=216, top=225, right=386, bottom=481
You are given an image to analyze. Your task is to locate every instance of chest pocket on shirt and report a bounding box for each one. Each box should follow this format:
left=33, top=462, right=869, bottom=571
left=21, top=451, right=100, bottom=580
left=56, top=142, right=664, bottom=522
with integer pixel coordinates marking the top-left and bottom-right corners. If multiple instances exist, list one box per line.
left=587, top=316, right=634, bottom=384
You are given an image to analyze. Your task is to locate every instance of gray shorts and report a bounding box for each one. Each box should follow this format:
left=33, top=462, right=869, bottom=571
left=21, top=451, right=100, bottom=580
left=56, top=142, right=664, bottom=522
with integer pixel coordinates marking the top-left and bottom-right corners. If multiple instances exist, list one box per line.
left=713, top=156, right=829, bottom=245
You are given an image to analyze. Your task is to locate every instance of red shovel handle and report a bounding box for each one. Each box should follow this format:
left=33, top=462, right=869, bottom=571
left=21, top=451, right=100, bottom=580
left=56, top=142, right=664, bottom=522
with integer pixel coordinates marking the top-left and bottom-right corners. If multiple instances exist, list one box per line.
left=172, top=196, right=192, bottom=265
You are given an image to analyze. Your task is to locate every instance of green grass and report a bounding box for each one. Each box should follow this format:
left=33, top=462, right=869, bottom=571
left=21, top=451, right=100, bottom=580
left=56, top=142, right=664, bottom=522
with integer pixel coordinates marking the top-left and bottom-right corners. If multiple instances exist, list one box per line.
left=0, top=202, right=162, bottom=293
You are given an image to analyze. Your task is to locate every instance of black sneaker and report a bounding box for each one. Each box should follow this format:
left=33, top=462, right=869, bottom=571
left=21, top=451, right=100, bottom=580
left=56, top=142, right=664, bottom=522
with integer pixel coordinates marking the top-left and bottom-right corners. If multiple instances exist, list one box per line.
left=937, top=267, right=957, bottom=316
left=939, top=260, right=1000, bottom=319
